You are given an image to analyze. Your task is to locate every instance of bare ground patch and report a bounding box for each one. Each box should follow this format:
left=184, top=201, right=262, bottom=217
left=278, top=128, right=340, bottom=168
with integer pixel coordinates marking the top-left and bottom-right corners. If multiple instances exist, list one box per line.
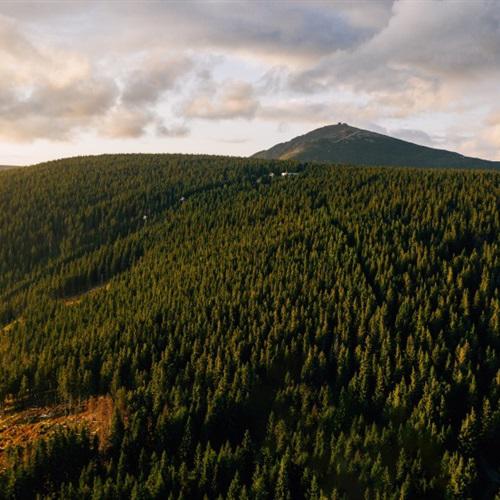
left=0, top=395, right=114, bottom=470
left=63, top=283, right=111, bottom=306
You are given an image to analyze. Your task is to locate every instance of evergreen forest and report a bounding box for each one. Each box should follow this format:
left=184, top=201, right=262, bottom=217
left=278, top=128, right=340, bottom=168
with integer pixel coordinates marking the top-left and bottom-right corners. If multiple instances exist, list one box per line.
left=0, top=154, right=499, bottom=499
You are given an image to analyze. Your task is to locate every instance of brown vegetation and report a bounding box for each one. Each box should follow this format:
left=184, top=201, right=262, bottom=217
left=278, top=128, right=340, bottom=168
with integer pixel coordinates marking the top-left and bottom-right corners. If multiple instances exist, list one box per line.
left=63, top=283, right=111, bottom=306
left=0, top=318, right=24, bottom=334
left=0, top=395, right=114, bottom=469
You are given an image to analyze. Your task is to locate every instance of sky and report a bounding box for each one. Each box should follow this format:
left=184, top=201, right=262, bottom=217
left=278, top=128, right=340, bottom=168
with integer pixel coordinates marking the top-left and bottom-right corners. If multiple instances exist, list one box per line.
left=1, top=0, right=500, bottom=165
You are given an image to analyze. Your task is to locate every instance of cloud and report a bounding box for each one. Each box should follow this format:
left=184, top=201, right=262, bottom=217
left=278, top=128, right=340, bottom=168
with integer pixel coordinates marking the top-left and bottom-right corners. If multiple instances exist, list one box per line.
left=0, top=1, right=395, bottom=71
left=0, top=16, right=118, bottom=141
left=457, top=110, right=500, bottom=159
left=286, top=0, right=500, bottom=118
left=1, top=1, right=500, bottom=160
left=176, top=1, right=390, bottom=62
left=390, top=129, right=435, bottom=147
left=156, top=123, right=190, bottom=138
left=256, top=98, right=386, bottom=128
left=99, top=108, right=153, bottom=139
left=183, top=80, right=259, bottom=120
left=121, top=56, right=193, bottom=107
left=100, top=54, right=194, bottom=139
left=258, top=102, right=331, bottom=123
left=0, top=16, right=193, bottom=141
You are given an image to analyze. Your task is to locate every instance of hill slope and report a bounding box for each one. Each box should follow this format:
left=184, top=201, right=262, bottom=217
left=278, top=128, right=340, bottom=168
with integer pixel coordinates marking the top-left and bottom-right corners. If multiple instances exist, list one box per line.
left=0, top=155, right=499, bottom=499
left=253, top=123, right=500, bottom=169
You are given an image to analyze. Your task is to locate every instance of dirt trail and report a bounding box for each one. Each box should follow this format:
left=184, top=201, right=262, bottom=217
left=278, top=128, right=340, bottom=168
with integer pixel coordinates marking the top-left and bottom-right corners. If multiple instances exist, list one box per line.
left=63, top=283, right=111, bottom=306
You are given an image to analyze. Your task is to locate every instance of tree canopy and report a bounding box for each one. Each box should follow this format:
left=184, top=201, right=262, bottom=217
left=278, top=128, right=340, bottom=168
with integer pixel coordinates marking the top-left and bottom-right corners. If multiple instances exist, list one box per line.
left=0, top=154, right=499, bottom=499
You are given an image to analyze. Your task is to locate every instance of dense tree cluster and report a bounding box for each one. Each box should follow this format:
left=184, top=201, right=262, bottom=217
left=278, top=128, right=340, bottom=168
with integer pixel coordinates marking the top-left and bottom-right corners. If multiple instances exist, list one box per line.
left=0, top=155, right=498, bottom=498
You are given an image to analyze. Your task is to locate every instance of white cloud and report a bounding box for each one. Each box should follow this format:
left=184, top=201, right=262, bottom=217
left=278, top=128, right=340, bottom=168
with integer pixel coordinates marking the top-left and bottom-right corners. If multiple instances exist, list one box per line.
left=287, top=0, right=500, bottom=118
left=390, top=129, right=435, bottom=147
left=0, top=16, right=194, bottom=141
left=457, top=110, right=500, bottom=159
left=121, top=56, right=193, bottom=107
left=184, top=81, right=259, bottom=120
left=0, top=16, right=118, bottom=141
left=156, top=123, right=190, bottom=138
left=0, top=1, right=499, bottom=160
left=99, top=108, right=153, bottom=139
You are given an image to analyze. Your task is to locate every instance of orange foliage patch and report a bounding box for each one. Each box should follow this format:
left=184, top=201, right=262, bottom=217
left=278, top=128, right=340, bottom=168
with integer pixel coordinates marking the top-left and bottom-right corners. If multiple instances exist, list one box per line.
left=0, top=395, right=114, bottom=469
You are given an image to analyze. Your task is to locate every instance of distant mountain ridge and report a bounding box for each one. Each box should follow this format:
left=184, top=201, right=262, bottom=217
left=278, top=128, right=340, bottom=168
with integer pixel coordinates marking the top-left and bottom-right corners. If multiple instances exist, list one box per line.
left=0, top=165, right=22, bottom=171
left=253, top=123, right=500, bottom=169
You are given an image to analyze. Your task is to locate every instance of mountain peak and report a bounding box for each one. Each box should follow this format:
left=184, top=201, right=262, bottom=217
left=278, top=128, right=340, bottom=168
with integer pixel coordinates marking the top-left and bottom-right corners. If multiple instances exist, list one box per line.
left=253, top=124, right=499, bottom=169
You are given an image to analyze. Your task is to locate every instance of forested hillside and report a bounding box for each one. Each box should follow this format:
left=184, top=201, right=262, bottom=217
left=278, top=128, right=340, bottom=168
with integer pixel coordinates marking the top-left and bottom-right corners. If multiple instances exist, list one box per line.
left=0, top=154, right=499, bottom=499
